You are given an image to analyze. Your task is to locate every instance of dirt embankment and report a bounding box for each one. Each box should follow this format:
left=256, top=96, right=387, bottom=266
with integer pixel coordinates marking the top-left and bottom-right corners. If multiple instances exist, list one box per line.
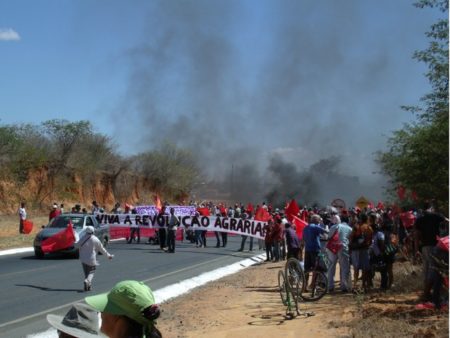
left=0, top=169, right=154, bottom=214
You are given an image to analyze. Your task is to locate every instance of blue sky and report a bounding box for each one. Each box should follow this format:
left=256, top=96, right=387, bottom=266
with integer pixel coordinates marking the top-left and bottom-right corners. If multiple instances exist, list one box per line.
left=0, top=0, right=444, bottom=185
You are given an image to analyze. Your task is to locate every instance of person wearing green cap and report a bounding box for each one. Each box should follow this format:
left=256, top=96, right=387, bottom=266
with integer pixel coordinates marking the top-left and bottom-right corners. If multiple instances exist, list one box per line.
left=85, top=280, right=162, bottom=338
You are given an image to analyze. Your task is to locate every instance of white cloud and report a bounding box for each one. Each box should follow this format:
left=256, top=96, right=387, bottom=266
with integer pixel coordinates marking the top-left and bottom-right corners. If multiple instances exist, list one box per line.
left=0, top=28, right=20, bottom=41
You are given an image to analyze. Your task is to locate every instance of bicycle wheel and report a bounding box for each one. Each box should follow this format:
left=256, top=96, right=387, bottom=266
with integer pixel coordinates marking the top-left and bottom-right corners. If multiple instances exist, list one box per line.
left=285, top=257, right=305, bottom=296
left=302, top=270, right=328, bottom=302
left=278, top=270, right=288, bottom=306
left=288, top=273, right=302, bottom=316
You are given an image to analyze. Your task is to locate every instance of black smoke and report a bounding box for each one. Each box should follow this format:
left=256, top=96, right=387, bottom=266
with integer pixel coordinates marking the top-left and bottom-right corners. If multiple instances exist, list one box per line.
left=110, top=0, right=430, bottom=205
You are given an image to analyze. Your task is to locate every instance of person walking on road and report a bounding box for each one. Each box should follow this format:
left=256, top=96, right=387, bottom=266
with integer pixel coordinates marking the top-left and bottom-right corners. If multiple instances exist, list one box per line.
left=76, top=226, right=113, bottom=291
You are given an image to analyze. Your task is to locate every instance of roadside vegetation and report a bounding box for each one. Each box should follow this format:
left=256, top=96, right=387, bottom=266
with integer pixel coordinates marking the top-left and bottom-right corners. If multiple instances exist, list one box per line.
left=0, top=120, right=200, bottom=212
left=377, top=0, right=449, bottom=214
left=350, top=260, right=448, bottom=337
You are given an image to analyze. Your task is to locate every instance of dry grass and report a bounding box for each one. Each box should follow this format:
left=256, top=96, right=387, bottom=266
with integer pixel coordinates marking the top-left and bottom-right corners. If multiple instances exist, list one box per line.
left=350, top=261, right=449, bottom=338
left=0, top=214, right=48, bottom=250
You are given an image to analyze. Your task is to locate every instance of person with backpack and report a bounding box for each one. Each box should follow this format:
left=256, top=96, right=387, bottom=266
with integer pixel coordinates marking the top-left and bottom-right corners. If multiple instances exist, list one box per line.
left=349, top=213, right=373, bottom=292
left=326, top=215, right=352, bottom=293
left=381, top=212, right=398, bottom=289
left=368, top=213, right=388, bottom=290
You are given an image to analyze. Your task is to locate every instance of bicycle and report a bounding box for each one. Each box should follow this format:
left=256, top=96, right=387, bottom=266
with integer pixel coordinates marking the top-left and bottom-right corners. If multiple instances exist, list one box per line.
left=285, top=257, right=305, bottom=296
left=278, top=269, right=301, bottom=318
left=301, top=251, right=329, bottom=301
left=285, top=254, right=327, bottom=302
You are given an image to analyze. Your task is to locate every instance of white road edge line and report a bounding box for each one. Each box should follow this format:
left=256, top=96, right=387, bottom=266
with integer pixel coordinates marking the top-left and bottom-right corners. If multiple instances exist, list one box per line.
left=1, top=246, right=266, bottom=338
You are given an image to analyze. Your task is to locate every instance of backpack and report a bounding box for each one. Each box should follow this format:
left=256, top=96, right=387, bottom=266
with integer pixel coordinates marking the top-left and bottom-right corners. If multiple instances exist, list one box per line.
left=384, top=232, right=399, bottom=257
left=326, top=226, right=343, bottom=254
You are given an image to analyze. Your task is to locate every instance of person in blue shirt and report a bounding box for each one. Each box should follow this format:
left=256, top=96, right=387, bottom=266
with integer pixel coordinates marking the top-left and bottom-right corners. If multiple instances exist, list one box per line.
left=285, top=222, right=300, bottom=259
left=303, top=214, right=329, bottom=272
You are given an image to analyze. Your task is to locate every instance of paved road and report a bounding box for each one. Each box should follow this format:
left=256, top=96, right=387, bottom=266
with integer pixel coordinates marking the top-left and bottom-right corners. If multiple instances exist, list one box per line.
left=0, top=236, right=260, bottom=338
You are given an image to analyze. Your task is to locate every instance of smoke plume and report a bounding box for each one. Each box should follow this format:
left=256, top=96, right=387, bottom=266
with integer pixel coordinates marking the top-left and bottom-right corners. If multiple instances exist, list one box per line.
left=111, top=0, right=429, bottom=205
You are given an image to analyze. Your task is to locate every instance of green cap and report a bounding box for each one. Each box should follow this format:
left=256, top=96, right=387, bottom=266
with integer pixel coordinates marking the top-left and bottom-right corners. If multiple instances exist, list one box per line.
left=85, top=280, right=156, bottom=326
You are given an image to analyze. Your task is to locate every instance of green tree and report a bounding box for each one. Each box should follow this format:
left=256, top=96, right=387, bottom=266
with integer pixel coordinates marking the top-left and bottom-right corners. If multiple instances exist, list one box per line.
left=378, top=0, right=448, bottom=213
left=0, top=124, right=49, bottom=183
left=136, top=142, right=200, bottom=202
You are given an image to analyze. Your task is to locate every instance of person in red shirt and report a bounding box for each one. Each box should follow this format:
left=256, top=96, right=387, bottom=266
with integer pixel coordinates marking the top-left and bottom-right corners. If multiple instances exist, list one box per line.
left=264, top=219, right=274, bottom=261
left=49, top=203, right=61, bottom=221
left=272, top=217, right=284, bottom=262
left=400, top=209, right=416, bottom=229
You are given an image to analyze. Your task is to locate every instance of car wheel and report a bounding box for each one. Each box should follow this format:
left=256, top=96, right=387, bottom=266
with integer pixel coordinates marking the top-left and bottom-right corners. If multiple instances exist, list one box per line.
left=102, top=236, right=109, bottom=248
left=34, top=247, right=44, bottom=259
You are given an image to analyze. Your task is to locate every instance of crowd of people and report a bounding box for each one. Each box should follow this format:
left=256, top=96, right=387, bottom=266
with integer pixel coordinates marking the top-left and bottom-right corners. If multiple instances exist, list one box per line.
left=21, top=198, right=448, bottom=337
left=186, top=200, right=448, bottom=308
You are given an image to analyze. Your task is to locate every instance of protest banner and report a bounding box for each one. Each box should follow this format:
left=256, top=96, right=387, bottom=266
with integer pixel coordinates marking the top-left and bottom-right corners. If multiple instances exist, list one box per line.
left=96, top=213, right=268, bottom=240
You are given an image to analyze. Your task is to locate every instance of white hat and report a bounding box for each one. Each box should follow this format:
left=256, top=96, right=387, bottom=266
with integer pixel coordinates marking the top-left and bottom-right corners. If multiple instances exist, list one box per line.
left=85, top=226, right=95, bottom=234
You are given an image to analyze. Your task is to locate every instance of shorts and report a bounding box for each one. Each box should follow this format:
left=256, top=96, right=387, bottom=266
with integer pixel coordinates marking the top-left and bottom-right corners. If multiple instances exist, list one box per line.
left=304, top=251, right=319, bottom=271
left=351, top=249, right=370, bottom=271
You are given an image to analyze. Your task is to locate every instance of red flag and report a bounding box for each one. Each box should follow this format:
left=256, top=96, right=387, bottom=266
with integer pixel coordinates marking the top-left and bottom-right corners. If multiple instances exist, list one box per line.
left=292, top=215, right=307, bottom=240
left=285, top=199, right=300, bottom=222
left=300, top=209, right=309, bottom=222
left=176, top=228, right=183, bottom=241
left=368, top=201, right=374, bottom=209
left=254, top=207, right=271, bottom=222
left=391, top=204, right=401, bottom=217
left=397, top=185, right=406, bottom=200
left=376, top=201, right=385, bottom=210
left=41, top=221, right=76, bottom=253
left=246, top=203, right=254, bottom=214
left=197, top=207, right=210, bottom=216
left=22, top=220, right=34, bottom=234
left=400, top=211, right=416, bottom=229
left=154, top=194, right=162, bottom=211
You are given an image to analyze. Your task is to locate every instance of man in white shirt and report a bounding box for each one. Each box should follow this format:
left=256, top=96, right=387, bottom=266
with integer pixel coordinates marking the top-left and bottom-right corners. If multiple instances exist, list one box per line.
left=76, top=226, right=113, bottom=291
left=18, top=202, right=26, bottom=234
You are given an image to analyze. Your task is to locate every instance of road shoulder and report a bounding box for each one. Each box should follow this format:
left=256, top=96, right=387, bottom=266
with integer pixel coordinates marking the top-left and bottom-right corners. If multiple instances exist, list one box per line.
left=158, top=260, right=354, bottom=338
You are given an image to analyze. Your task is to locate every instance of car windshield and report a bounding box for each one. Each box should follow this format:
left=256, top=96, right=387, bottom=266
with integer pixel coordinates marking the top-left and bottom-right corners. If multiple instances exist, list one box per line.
left=48, top=216, right=84, bottom=229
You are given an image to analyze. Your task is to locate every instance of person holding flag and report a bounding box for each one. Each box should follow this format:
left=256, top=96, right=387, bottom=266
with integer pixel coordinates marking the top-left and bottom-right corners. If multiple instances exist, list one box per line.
left=76, top=225, right=113, bottom=291
left=18, top=202, right=27, bottom=234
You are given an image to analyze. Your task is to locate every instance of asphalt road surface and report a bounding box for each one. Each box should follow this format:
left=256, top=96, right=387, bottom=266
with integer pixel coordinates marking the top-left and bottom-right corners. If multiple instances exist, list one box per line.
left=0, top=235, right=260, bottom=338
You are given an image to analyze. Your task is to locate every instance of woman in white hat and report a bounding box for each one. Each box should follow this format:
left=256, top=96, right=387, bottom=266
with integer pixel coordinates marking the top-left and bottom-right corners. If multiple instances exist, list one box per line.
left=76, top=226, right=114, bottom=291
